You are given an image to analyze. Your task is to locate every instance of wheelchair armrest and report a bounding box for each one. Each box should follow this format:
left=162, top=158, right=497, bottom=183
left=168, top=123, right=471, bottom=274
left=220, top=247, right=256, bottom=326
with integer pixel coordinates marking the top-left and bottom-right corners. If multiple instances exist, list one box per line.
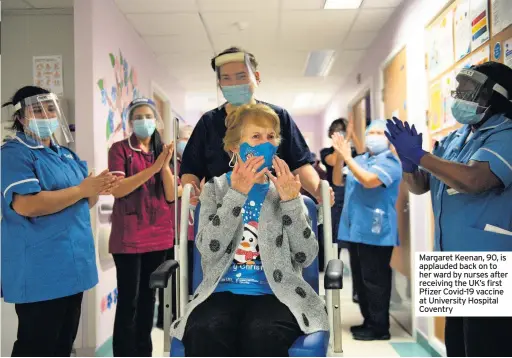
left=324, top=259, right=343, bottom=290
left=149, top=260, right=179, bottom=289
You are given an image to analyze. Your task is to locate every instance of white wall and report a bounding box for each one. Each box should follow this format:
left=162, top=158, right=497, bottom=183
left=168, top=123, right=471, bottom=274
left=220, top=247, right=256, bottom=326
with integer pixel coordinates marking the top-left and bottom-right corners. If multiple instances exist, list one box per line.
left=1, top=8, right=75, bottom=123
left=322, top=0, right=451, bottom=346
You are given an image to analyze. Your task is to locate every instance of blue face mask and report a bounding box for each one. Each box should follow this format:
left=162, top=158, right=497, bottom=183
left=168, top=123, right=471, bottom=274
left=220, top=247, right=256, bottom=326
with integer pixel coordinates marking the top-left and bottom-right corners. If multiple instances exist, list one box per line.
left=221, top=84, right=253, bottom=106
left=28, top=118, right=60, bottom=138
left=239, top=142, right=278, bottom=171
left=177, top=141, right=187, bottom=157
left=133, top=119, right=156, bottom=138
left=366, top=134, right=388, bottom=154
left=451, top=99, right=486, bottom=125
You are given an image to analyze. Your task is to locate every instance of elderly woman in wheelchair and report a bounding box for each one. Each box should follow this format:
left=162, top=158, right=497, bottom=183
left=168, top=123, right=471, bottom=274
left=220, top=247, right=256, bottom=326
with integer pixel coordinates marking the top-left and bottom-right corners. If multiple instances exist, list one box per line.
left=169, top=104, right=329, bottom=356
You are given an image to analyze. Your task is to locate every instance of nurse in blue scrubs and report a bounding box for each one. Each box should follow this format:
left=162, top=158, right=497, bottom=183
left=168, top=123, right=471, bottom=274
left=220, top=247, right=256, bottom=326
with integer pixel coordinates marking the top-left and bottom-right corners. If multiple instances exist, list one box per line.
left=332, top=119, right=402, bottom=342
left=1, top=86, right=117, bottom=357
left=386, top=62, right=512, bottom=357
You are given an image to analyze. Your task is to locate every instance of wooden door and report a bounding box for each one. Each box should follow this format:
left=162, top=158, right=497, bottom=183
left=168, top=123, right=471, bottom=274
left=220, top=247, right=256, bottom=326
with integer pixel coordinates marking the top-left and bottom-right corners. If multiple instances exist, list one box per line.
left=383, top=47, right=412, bottom=334
left=383, top=47, right=411, bottom=279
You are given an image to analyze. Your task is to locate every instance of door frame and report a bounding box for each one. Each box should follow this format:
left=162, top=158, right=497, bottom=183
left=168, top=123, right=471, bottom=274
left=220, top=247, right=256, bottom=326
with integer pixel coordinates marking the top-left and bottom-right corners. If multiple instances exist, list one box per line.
left=378, top=44, right=418, bottom=338
left=347, top=76, right=375, bottom=121
left=151, top=81, right=172, bottom=143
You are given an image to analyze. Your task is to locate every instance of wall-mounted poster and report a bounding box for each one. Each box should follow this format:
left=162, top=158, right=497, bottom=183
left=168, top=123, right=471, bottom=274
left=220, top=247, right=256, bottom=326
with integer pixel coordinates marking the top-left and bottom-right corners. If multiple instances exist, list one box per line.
left=454, top=0, right=471, bottom=61
left=455, top=44, right=490, bottom=73
left=428, top=80, right=443, bottom=132
left=33, top=55, right=63, bottom=95
left=491, top=0, right=512, bottom=37
left=427, top=9, right=455, bottom=80
left=441, top=71, right=457, bottom=128
left=470, top=0, right=490, bottom=50
left=470, top=44, right=490, bottom=66
left=504, top=37, right=512, bottom=69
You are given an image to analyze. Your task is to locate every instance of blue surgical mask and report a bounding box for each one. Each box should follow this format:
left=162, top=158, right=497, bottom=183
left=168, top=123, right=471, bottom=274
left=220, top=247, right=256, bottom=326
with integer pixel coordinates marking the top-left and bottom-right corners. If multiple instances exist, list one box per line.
left=177, top=141, right=187, bottom=157
left=366, top=134, right=388, bottom=154
left=221, top=84, right=253, bottom=106
left=239, top=142, right=278, bottom=171
left=28, top=118, right=60, bottom=138
left=133, top=119, right=156, bottom=138
left=451, top=99, right=486, bottom=125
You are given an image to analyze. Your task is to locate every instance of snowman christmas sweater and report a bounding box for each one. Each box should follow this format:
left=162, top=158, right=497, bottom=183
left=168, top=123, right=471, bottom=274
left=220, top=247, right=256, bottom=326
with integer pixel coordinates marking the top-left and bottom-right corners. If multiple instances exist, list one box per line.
left=214, top=174, right=272, bottom=295
left=169, top=173, right=329, bottom=341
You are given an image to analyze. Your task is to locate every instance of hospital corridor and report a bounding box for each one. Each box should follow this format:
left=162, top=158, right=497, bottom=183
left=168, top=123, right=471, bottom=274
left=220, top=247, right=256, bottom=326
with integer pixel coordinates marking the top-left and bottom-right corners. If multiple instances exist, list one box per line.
left=1, top=0, right=512, bottom=357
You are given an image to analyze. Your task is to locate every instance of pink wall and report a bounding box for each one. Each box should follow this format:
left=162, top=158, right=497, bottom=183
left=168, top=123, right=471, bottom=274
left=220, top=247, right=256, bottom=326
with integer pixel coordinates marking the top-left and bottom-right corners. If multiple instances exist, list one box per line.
left=92, top=0, right=186, bottom=170
left=74, top=0, right=188, bottom=350
left=292, top=114, right=325, bottom=156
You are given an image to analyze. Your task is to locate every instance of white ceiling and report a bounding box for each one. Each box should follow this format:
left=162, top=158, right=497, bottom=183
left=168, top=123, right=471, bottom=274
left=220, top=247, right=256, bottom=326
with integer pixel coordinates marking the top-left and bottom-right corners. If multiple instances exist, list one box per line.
left=115, top=0, right=405, bottom=116
left=5, top=0, right=403, bottom=116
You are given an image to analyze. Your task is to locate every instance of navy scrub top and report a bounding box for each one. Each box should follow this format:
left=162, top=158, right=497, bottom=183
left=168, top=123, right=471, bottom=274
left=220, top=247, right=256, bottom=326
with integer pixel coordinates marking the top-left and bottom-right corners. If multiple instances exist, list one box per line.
left=1, top=133, right=98, bottom=304
left=180, top=101, right=314, bottom=181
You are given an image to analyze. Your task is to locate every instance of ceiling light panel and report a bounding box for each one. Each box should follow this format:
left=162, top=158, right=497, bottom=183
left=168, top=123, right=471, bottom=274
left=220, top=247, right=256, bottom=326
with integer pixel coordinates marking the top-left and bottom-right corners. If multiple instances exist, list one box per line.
left=324, top=0, right=363, bottom=10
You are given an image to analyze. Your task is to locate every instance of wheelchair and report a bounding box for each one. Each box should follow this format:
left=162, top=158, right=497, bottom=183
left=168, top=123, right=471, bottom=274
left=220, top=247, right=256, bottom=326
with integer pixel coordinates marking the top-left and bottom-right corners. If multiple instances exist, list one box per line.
left=150, top=180, right=344, bottom=357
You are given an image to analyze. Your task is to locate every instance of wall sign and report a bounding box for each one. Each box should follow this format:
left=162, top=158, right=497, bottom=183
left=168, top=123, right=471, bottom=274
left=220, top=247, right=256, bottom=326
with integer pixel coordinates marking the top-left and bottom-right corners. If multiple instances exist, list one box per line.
left=494, top=42, right=502, bottom=60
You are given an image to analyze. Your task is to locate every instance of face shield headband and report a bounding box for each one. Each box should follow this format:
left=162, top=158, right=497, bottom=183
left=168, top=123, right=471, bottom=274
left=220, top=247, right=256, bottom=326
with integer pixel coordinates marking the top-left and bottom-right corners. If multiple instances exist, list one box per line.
left=214, top=52, right=258, bottom=107
left=451, top=68, right=510, bottom=105
left=15, top=93, right=73, bottom=145
left=127, top=98, right=164, bottom=138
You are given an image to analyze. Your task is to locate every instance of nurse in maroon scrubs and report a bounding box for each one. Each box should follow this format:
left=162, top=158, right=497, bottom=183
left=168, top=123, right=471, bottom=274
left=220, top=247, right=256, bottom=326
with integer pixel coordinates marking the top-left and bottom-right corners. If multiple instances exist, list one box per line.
left=108, top=98, right=178, bottom=357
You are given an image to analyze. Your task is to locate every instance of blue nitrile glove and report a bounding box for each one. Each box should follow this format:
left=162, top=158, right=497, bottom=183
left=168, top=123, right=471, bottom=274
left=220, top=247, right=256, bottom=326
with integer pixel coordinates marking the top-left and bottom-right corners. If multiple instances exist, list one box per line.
left=397, top=152, right=418, bottom=173
left=385, top=117, right=426, bottom=166
left=383, top=119, right=415, bottom=172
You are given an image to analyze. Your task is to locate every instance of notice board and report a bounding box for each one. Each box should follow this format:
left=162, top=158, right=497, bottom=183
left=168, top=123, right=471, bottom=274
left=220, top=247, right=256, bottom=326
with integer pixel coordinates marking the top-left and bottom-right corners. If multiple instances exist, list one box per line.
left=426, top=0, right=512, bottom=143
left=424, top=0, right=512, bottom=343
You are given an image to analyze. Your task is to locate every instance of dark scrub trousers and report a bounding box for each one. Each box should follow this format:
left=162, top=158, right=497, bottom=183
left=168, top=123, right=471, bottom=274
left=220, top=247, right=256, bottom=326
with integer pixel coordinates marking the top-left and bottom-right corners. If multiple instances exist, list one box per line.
left=445, top=317, right=512, bottom=357
left=113, top=251, right=167, bottom=356
left=349, top=243, right=393, bottom=335
left=1, top=133, right=98, bottom=357
left=12, top=293, right=83, bottom=357
left=108, top=135, right=174, bottom=357
left=182, top=292, right=303, bottom=357
left=180, top=101, right=314, bottom=183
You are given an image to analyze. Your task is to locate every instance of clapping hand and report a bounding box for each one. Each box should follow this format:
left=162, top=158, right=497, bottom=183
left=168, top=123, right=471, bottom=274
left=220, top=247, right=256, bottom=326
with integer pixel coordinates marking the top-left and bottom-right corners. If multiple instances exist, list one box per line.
left=231, top=155, right=268, bottom=195
left=332, top=132, right=352, bottom=160
left=162, top=143, right=174, bottom=168
left=80, top=170, right=119, bottom=197
left=267, top=157, right=301, bottom=201
left=385, top=117, right=425, bottom=169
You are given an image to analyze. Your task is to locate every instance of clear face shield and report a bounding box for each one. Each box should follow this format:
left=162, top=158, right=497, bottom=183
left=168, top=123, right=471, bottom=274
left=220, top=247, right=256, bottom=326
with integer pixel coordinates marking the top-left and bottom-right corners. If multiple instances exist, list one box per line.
left=214, top=52, right=258, bottom=107
left=451, top=68, right=509, bottom=111
left=127, top=98, right=164, bottom=139
left=15, top=93, right=73, bottom=146
left=450, top=68, right=510, bottom=124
